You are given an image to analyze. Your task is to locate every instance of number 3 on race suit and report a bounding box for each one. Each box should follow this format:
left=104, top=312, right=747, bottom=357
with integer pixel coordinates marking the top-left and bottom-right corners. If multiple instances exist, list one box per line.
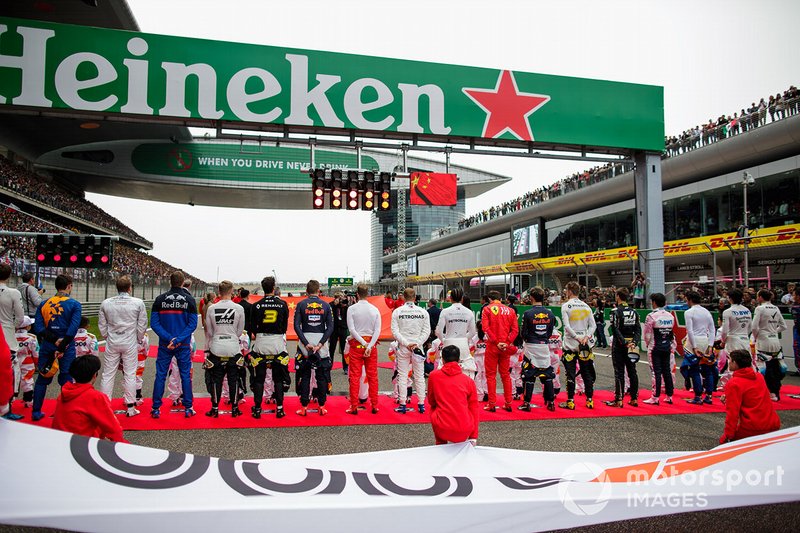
left=569, top=308, right=591, bottom=321
left=261, top=310, right=278, bottom=324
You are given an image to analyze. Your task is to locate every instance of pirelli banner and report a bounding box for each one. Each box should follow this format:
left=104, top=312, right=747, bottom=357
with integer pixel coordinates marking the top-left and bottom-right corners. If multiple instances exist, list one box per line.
left=0, top=17, right=663, bottom=152
left=1, top=420, right=798, bottom=532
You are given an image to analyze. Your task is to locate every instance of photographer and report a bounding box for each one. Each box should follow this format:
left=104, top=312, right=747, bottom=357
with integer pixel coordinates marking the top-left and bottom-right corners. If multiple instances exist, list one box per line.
left=17, top=272, right=44, bottom=319
left=329, top=291, right=350, bottom=374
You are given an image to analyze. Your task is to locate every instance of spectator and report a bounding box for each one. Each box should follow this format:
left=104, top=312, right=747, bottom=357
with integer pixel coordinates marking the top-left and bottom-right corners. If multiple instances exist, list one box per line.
left=426, top=345, right=480, bottom=445
left=51, top=354, right=126, bottom=442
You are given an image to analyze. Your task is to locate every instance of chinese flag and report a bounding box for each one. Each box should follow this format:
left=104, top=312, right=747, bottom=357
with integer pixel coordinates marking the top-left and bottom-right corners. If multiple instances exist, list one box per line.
left=410, top=172, right=457, bottom=206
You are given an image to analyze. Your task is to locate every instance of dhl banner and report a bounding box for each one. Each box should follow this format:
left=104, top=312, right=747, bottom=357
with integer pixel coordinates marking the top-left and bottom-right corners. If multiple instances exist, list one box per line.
left=1, top=420, right=798, bottom=532
left=408, top=224, right=800, bottom=282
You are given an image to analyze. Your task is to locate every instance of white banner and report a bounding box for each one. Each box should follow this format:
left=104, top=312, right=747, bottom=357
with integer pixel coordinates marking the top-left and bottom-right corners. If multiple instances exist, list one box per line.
left=1, top=420, right=799, bottom=532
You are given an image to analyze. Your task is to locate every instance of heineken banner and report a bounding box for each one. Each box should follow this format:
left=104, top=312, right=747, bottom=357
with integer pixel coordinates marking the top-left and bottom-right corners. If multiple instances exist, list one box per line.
left=0, top=18, right=663, bottom=151
left=1, top=421, right=798, bottom=532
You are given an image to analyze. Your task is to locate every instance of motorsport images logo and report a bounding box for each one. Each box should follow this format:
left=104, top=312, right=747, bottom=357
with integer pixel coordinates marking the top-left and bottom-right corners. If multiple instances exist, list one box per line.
left=557, top=462, right=612, bottom=516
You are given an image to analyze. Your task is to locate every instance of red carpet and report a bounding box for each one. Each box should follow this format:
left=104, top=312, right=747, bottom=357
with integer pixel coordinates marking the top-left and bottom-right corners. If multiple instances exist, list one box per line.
left=140, top=346, right=393, bottom=370
left=16, top=385, right=800, bottom=431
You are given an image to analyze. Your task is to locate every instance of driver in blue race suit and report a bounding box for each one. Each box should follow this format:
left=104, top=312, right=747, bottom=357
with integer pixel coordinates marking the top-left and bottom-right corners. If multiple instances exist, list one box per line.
left=150, top=271, right=198, bottom=419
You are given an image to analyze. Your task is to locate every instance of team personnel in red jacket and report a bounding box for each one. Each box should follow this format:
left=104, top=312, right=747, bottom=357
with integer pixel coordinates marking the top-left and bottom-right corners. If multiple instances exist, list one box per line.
left=427, top=345, right=480, bottom=445
left=720, top=349, right=780, bottom=443
left=51, top=355, right=126, bottom=442
left=0, top=336, right=12, bottom=417
left=480, top=291, right=519, bottom=412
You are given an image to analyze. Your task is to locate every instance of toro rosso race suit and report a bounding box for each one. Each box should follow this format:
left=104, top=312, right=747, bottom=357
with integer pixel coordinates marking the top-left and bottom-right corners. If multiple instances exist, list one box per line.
left=150, top=287, right=198, bottom=411
left=250, top=294, right=290, bottom=411
left=643, top=307, right=676, bottom=399
left=520, top=305, right=556, bottom=404
left=32, top=292, right=82, bottom=416
left=294, top=295, right=334, bottom=407
left=98, top=291, right=148, bottom=408
left=683, top=304, right=717, bottom=399
left=480, top=300, right=518, bottom=408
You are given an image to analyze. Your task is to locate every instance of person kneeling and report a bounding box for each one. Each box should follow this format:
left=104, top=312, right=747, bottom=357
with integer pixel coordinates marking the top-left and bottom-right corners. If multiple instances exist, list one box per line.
left=52, top=355, right=126, bottom=442
left=720, top=349, right=780, bottom=444
left=427, top=346, right=480, bottom=445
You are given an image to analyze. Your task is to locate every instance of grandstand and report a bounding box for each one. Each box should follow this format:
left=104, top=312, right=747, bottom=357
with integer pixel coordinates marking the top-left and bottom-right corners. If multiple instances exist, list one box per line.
left=0, top=152, right=206, bottom=288
left=428, top=86, right=800, bottom=240
left=392, top=84, right=800, bottom=298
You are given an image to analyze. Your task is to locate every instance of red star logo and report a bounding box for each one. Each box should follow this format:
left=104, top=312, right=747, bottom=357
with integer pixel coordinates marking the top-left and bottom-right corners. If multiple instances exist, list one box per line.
left=463, top=70, right=550, bottom=141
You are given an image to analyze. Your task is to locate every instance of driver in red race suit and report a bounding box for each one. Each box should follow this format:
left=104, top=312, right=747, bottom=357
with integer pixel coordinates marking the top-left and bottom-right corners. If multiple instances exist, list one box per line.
left=480, top=291, right=519, bottom=412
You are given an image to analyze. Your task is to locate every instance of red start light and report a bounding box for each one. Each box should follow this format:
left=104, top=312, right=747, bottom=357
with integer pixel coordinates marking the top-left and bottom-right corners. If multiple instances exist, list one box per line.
left=332, top=189, right=341, bottom=198
left=70, top=255, right=78, bottom=263
left=53, top=254, right=61, bottom=262
left=314, top=198, right=324, bottom=207
left=85, top=255, right=93, bottom=263
left=37, top=253, right=45, bottom=261
left=348, top=190, right=358, bottom=198
left=100, top=255, right=109, bottom=263
left=349, top=199, right=358, bottom=208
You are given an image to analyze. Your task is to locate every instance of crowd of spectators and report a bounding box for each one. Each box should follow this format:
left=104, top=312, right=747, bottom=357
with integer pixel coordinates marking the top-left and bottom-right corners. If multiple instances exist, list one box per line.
left=664, top=85, right=799, bottom=157
left=428, top=84, right=798, bottom=239
left=0, top=205, right=204, bottom=284
left=383, top=237, right=420, bottom=256
left=511, top=281, right=795, bottom=314
left=451, top=162, right=634, bottom=233
left=0, top=155, right=153, bottom=247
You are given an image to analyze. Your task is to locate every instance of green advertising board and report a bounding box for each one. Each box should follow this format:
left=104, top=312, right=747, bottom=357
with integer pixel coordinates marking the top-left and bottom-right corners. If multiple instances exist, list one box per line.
left=131, top=143, right=380, bottom=184
left=0, top=17, right=664, bottom=152
left=328, top=277, right=354, bottom=287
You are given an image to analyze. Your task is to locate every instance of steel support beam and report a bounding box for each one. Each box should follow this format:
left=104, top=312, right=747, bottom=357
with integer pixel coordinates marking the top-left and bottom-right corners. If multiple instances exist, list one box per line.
left=633, top=151, right=665, bottom=294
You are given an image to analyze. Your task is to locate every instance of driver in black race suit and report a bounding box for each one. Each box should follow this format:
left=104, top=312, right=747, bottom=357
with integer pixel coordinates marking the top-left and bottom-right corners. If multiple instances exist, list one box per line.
left=249, top=276, right=290, bottom=419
